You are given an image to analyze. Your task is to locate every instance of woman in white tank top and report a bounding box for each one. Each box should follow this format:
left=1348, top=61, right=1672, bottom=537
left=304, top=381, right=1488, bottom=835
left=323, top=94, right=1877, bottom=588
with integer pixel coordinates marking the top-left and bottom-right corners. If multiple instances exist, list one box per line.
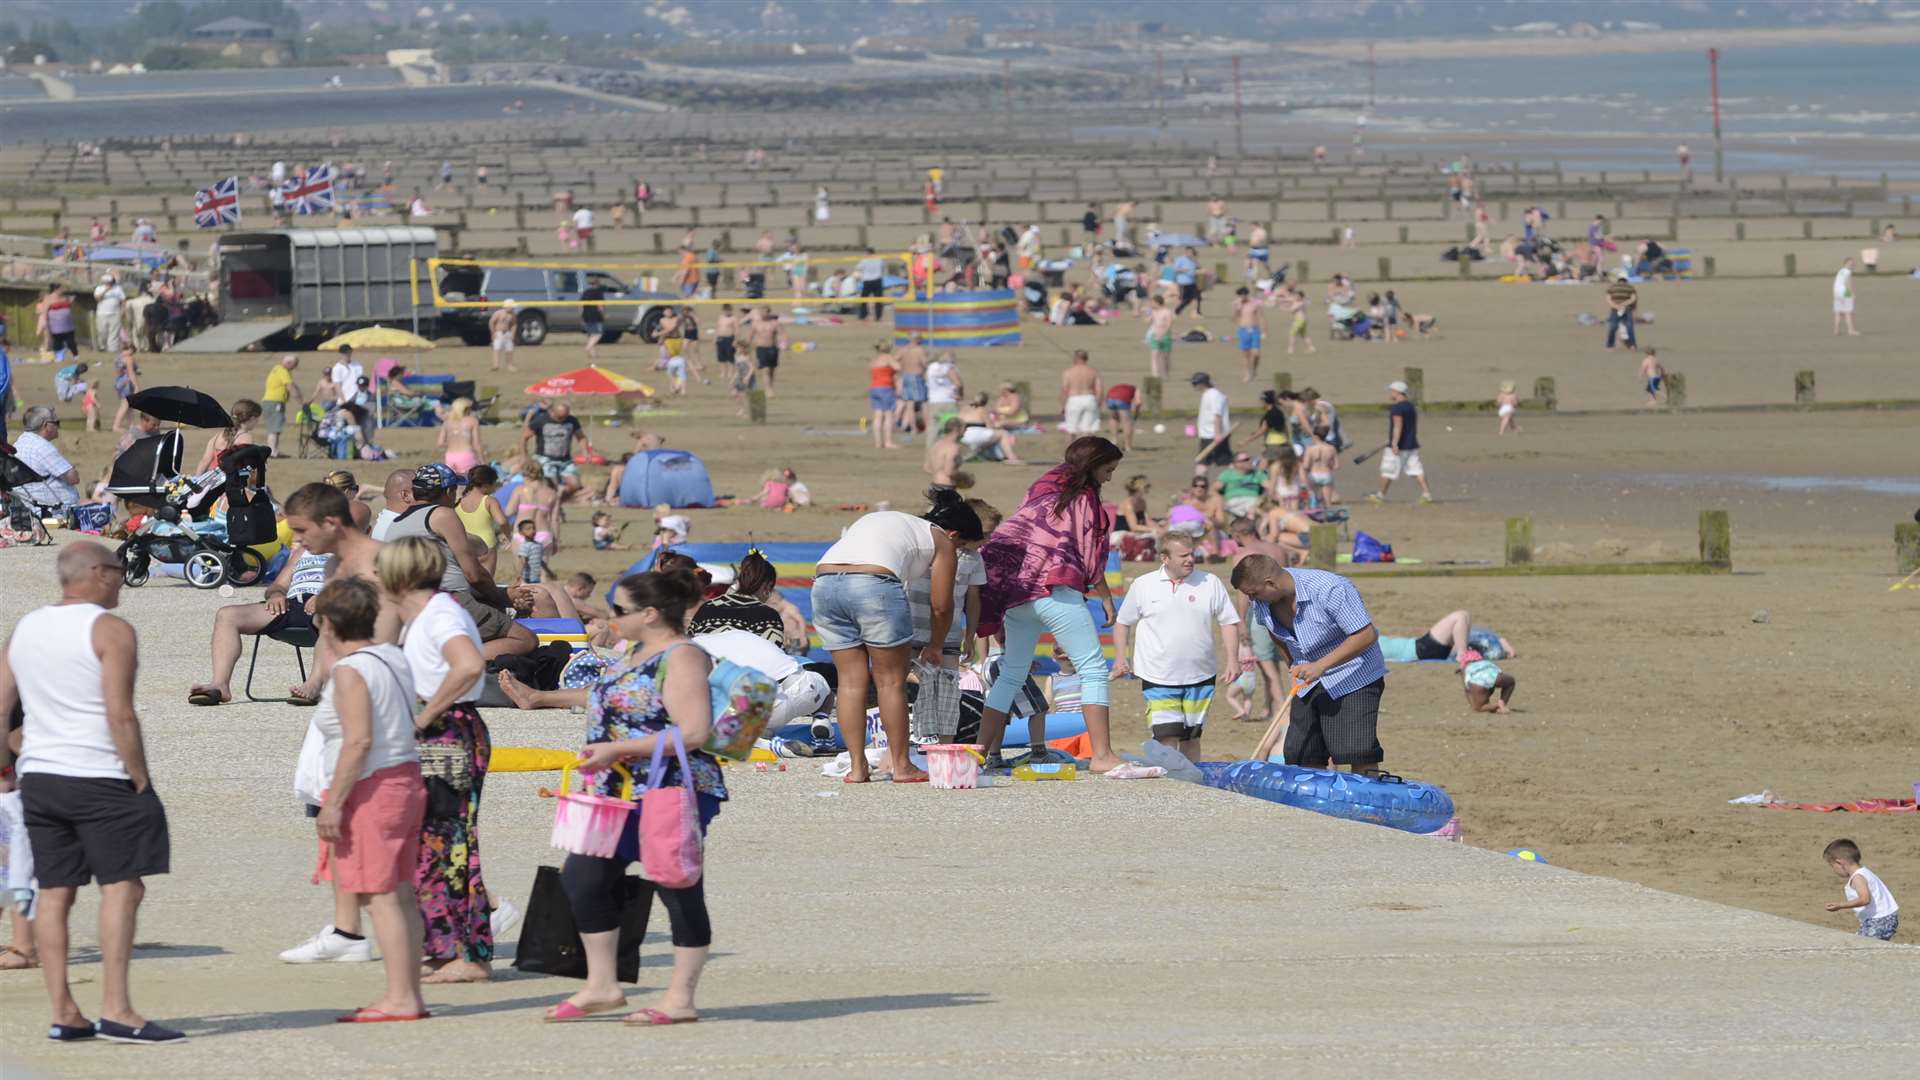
left=812, top=491, right=987, bottom=783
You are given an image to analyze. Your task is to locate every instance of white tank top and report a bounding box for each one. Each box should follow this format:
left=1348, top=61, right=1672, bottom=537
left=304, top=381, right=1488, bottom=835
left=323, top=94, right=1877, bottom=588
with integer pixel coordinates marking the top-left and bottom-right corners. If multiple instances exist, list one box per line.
left=819, top=511, right=938, bottom=583
left=11, top=603, right=125, bottom=780
left=1845, top=867, right=1899, bottom=921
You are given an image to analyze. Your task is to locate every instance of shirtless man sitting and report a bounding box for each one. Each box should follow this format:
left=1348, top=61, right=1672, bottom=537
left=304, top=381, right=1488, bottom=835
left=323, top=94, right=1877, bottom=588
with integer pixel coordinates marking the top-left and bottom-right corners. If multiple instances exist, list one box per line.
left=1244, top=507, right=1320, bottom=564
left=188, top=483, right=388, bottom=706
left=925, top=418, right=965, bottom=490
left=1233, top=515, right=1306, bottom=568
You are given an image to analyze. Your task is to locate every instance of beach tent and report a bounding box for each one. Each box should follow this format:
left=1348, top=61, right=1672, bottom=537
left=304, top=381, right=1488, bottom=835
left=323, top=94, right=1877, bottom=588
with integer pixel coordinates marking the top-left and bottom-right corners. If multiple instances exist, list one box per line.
left=621, top=541, right=1124, bottom=670
left=616, top=449, right=714, bottom=509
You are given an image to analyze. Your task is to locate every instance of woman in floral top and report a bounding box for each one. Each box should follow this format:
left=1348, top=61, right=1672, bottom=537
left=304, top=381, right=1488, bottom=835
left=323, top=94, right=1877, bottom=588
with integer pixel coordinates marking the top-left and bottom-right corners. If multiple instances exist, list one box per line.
left=549, top=569, right=723, bottom=1026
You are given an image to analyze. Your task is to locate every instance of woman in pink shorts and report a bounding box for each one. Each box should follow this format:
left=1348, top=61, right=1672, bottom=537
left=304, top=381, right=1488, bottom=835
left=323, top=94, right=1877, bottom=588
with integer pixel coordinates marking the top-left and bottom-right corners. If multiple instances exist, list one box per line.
left=310, top=578, right=431, bottom=1023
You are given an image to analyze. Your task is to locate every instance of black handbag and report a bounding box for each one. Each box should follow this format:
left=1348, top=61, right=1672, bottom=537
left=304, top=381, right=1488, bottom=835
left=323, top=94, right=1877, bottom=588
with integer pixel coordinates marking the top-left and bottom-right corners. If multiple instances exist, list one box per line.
left=225, top=491, right=279, bottom=546
left=512, top=865, right=650, bottom=983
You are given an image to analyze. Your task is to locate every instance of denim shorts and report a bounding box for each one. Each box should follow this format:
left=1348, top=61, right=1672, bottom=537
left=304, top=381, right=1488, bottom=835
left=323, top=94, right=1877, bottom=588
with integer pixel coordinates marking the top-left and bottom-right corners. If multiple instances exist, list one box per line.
left=811, top=572, right=912, bottom=650
left=869, top=387, right=897, bottom=412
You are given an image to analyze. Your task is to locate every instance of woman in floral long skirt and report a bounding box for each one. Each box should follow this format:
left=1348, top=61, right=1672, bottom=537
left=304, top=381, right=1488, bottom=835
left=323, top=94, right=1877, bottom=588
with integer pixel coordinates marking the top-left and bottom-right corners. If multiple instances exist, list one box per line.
left=379, top=534, right=495, bottom=982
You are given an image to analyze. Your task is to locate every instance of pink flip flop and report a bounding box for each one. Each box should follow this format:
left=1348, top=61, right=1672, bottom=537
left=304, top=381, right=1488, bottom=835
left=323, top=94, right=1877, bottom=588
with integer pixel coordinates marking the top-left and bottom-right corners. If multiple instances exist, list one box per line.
left=337, top=1007, right=431, bottom=1023
left=624, top=1008, right=699, bottom=1026
left=545, top=999, right=626, bottom=1023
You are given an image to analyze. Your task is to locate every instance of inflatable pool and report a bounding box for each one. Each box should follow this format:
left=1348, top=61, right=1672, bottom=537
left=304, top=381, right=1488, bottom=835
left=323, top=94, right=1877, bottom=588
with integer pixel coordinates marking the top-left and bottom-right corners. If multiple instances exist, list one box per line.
left=1196, top=760, right=1455, bottom=835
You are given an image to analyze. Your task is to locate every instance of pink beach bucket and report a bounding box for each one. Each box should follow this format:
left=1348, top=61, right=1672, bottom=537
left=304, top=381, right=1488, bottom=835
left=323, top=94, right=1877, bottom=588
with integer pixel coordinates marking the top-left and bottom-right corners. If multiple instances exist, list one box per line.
left=925, top=744, right=989, bottom=790
left=550, top=763, right=635, bottom=857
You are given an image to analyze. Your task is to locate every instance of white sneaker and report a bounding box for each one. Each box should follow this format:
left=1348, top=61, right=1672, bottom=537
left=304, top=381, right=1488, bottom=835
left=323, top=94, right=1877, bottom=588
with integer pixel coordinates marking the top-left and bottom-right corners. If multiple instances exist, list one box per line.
left=490, top=898, right=521, bottom=942
left=278, top=925, right=374, bottom=964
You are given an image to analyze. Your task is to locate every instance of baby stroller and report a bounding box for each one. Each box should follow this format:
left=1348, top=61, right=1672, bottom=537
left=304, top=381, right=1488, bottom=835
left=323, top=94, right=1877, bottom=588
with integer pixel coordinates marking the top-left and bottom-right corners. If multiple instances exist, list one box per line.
left=1, top=441, right=61, bottom=546
left=108, top=431, right=277, bottom=589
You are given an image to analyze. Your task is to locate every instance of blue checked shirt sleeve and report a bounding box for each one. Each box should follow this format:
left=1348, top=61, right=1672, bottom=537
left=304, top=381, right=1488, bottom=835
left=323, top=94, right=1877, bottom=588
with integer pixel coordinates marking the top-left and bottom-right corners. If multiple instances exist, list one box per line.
left=1325, top=576, right=1374, bottom=636
left=1312, top=574, right=1386, bottom=698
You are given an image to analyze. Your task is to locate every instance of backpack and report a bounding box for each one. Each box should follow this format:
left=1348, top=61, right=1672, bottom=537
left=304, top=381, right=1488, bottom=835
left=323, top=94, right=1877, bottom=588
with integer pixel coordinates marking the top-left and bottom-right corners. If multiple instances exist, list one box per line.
left=674, top=645, right=777, bottom=761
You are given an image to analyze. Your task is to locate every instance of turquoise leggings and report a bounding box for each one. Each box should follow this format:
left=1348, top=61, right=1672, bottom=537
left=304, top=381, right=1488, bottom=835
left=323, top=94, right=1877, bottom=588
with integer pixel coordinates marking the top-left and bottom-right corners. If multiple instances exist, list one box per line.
left=986, top=586, right=1109, bottom=712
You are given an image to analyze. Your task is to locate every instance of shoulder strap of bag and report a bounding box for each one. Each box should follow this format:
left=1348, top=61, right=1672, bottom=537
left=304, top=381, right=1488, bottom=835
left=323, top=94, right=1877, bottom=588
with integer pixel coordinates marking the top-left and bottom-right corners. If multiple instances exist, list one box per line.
left=347, top=647, right=417, bottom=722
left=645, top=720, right=691, bottom=793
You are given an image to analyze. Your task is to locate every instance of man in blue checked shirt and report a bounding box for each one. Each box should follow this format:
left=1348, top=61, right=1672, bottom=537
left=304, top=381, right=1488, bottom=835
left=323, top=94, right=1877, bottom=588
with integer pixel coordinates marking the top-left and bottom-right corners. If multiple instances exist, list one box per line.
left=1229, top=555, right=1388, bottom=771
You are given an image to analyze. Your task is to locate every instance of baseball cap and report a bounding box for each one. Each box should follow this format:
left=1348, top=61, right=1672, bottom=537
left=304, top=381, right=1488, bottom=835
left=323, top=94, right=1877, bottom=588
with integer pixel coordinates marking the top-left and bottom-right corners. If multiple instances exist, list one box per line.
left=412, top=462, right=460, bottom=493
left=1189, top=372, right=1211, bottom=386
left=1387, top=380, right=1410, bottom=395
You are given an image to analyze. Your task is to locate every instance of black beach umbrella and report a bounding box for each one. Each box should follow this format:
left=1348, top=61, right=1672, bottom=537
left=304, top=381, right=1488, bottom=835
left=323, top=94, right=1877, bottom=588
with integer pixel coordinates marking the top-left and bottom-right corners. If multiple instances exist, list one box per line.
left=126, top=386, right=231, bottom=430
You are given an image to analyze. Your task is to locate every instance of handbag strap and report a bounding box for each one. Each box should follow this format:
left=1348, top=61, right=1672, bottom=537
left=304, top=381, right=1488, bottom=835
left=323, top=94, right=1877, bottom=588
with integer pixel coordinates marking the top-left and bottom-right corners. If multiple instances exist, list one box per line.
left=644, top=723, right=691, bottom=793
left=346, top=648, right=416, bottom=724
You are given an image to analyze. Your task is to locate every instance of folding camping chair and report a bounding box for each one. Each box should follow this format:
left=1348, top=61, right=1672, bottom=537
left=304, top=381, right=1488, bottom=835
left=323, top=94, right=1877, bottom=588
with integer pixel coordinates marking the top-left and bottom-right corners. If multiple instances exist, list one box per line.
left=295, top=403, right=331, bottom=460
left=243, top=623, right=319, bottom=702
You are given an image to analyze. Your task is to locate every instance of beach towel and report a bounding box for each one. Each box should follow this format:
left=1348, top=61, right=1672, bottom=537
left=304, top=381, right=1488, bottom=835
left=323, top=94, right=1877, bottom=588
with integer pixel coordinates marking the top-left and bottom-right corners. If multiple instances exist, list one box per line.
left=976, top=464, right=1113, bottom=638
left=0, top=789, right=33, bottom=916
left=1759, top=798, right=1916, bottom=814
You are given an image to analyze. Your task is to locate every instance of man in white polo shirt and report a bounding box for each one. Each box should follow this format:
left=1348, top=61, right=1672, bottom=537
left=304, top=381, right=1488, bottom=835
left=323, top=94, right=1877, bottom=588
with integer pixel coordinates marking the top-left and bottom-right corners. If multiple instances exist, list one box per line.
left=1110, top=534, right=1241, bottom=761
left=0, top=541, right=182, bottom=1045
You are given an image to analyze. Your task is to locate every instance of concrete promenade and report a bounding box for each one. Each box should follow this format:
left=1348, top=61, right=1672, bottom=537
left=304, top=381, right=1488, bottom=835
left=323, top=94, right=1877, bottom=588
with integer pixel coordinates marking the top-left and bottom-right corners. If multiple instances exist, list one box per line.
left=0, top=545, right=1913, bottom=1076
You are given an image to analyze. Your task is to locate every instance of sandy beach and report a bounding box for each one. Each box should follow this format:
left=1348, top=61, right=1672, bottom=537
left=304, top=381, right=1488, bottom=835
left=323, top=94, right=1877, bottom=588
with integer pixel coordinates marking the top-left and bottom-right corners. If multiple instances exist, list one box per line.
left=1, top=557, right=1917, bottom=1077
left=3, top=41, right=1920, bottom=1064
left=4, top=257, right=1917, bottom=933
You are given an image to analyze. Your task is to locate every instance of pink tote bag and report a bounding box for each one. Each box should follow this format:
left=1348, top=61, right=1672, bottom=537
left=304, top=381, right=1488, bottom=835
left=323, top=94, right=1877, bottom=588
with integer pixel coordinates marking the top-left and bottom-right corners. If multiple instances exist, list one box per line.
left=638, top=726, right=704, bottom=889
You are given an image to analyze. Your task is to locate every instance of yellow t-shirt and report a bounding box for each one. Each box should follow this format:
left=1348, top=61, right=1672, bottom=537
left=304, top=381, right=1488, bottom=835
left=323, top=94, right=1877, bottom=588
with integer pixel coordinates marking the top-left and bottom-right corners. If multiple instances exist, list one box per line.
left=261, top=365, right=293, bottom=404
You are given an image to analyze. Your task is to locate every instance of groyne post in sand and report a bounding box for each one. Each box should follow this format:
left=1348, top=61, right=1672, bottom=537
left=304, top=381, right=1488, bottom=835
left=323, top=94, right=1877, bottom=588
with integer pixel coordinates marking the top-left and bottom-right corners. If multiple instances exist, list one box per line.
left=1295, top=259, right=1309, bottom=283
left=747, top=389, right=767, bottom=424
left=1666, top=372, right=1688, bottom=407
left=1699, top=511, right=1732, bottom=569
left=1533, top=377, right=1556, bottom=411
left=1736, top=222, right=1746, bottom=241
left=1377, top=256, right=1391, bottom=281
left=1143, top=377, right=1163, bottom=419
left=1505, top=517, right=1535, bottom=566
left=1895, top=523, right=1920, bottom=575
left=1795, top=370, right=1816, bottom=405
left=1784, top=253, right=1797, bottom=277
left=1703, top=255, right=1716, bottom=277
left=1308, top=524, right=1338, bottom=571
left=1402, top=366, right=1424, bottom=405
left=1272, top=371, right=1292, bottom=395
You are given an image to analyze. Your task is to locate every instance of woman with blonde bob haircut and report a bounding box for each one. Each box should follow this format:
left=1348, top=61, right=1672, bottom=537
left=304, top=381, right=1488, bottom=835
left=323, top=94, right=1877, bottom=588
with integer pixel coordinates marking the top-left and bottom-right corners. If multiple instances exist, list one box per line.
left=307, top=576, right=429, bottom=1022
left=376, top=537, right=497, bottom=983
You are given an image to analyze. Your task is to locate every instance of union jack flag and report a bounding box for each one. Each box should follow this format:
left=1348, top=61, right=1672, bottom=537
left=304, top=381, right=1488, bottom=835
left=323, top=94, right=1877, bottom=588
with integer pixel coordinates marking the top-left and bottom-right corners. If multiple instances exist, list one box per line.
left=192, top=175, right=241, bottom=228
left=281, top=163, right=336, bottom=216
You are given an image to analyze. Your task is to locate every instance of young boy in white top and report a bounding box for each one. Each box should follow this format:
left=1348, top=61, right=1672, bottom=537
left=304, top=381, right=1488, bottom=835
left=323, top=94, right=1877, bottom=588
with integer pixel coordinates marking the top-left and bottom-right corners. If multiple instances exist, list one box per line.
left=1823, top=838, right=1899, bottom=941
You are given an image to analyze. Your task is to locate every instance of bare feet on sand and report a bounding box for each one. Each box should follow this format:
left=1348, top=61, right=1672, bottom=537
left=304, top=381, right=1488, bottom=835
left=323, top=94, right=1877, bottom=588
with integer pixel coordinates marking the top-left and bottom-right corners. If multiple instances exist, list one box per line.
left=421, top=958, right=491, bottom=984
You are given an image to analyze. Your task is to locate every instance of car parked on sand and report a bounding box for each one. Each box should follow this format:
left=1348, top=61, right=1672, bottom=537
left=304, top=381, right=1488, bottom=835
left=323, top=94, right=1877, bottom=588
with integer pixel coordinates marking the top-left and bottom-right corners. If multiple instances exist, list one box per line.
left=435, top=264, right=690, bottom=346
